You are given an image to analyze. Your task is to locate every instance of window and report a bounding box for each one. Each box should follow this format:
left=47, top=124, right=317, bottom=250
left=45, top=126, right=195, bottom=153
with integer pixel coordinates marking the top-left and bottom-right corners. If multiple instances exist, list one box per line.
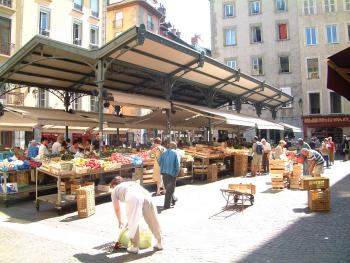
left=281, top=87, right=292, bottom=108
left=114, top=12, right=123, bottom=28
left=307, top=58, right=319, bottom=79
left=279, top=55, right=290, bottom=73
left=251, top=57, right=263, bottom=75
left=330, top=92, right=342, bottom=113
left=345, top=0, right=350, bottom=10
left=309, top=93, right=320, bottom=114
left=90, top=25, right=98, bottom=49
left=226, top=59, right=237, bottom=69
left=249, top=1, right=261, bottom=15
left=324, top=0, right=336, bottom=12
left=37, top=89, right=48, bottom=108
left=277, top=23, right=288, bottom=40
left=326, top=25, right=338, bottom=43
left=305, top=27, right=317, bottom=45
left=39, top=8, right=50, bottom=36
left=251, top=25, right=262, bottom=43
left=347, top=24, right=350, bottom=41
left=72, top=94, right=81, bottom=110
left=146, top=15, right=154, bottom=31
left=224, top=28, right=236, bottom=45
left=14, top=131, right=25, bottom=149
left=73, top=0, right=83, bottom=11
left=276, top=0, right=287, bottom=11
left=90, top=0, right=99, bottom=18
left=0, top=17, right=11, bottom=56
left=90, top=96, right=97, bottom=112
left=224, top=3, right=235, bottom=17
left=72, top=20, right=82, bottom=45
left=0, top=0, right=12, bottom=8
left=303, top=0, right=315, bottom=15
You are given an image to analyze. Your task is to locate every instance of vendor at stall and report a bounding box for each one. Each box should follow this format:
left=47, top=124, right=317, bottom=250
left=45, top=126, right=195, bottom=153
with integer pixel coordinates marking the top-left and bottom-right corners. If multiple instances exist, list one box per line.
left=38, top=138, right=49, bottom=158
left=69, top=140, right=79, bottom=154
left=110, top=176, right=162, bottom=254
left=301, top=148, right=325, bottom=177
left=91, top=133, right=100, bottom=152
left=297, top=138, right=311, bottom=176
left=274, top=140, right=286, bottom=160
left=51, top=135, right=64, bottom=155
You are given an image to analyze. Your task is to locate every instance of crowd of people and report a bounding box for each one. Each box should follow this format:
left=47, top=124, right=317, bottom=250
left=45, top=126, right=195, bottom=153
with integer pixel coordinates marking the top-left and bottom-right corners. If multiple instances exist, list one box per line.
left=25, top=134, right=102, bottom=159
left=250, top=134, right=350, bottom=177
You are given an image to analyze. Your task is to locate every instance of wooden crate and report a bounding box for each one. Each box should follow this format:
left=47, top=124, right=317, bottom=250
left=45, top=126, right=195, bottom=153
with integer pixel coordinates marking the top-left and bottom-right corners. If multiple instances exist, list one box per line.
left=289, top=177, right=300, bottom=189
left=207, top=164, right=218, bottom=183
left=76, top=184, right=95, bottom=218
left=300, top=177, right=329, bottom=190
left=271, top=173, right=283, bottom=180
left=59, top=182, right=70, bottom=194
left=228, top=183, right=256, bottom=194
left=15, top=171, right=30, bottom=185
left=271, top=181, right=284, bottom=189
left=234, top=155, right=248, bottom=177
left=308, top=189, right=330, bottom=211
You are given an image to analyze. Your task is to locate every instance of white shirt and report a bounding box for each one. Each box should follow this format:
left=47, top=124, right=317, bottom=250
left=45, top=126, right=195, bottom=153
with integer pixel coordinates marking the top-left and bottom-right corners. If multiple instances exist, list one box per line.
left=263, top=142, right=271, bottom=152
left=51, top=142, right=61, bottom=155
left=38, top=144, right=49, bottom=156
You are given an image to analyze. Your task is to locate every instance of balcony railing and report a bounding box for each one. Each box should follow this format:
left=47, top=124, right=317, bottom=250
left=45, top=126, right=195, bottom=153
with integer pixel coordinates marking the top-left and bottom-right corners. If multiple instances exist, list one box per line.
left=0, top=0, right=12, bottom=8
left=89, top=43, right=98, bottom=49
left=1, top=92, right=24, bottom=106
left=39, top=28, right=50, bottom=37
left=0, top=42, right=15, bottom=56
left=147, top=22, right=154, bottom=31
left=73, top=3, right=82, bottom=11
left=91, top=10, right=99, bottom=18
left=73, top=38, right=82, bottom=46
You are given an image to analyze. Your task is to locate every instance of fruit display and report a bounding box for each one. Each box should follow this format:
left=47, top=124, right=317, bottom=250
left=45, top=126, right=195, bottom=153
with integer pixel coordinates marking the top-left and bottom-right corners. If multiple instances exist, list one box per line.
left=0, top=156, right=34, bottom=172
left=107, top=153, right=132, bottom=165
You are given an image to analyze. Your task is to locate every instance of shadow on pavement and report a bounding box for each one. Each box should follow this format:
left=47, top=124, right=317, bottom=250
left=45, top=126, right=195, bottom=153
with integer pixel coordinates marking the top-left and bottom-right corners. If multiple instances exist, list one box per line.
left=209, top=204, right=251, bottom=220
left=236, top=171, right=350, bottom=262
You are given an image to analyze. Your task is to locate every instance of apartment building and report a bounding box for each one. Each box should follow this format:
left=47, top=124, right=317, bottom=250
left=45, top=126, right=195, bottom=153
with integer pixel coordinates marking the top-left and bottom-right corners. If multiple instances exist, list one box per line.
left=210, top=0, right=350, bottom=142
left=0, top=0, right=104, bottom=147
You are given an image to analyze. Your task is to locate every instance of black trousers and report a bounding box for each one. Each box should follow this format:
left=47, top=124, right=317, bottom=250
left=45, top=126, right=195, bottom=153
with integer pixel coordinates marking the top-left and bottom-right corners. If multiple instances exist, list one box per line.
left=162, top=173, right=176, bottom=209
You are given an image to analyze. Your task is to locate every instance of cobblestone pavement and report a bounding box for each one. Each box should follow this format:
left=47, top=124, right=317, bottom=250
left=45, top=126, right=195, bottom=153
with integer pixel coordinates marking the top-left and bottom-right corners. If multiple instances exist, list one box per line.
left=0, top=160, right=349, bottom=263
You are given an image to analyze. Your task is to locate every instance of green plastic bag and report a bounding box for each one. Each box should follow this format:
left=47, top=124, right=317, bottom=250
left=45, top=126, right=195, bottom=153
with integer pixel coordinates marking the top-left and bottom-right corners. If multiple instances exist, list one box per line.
left=118, top=228, right=152, bottom=249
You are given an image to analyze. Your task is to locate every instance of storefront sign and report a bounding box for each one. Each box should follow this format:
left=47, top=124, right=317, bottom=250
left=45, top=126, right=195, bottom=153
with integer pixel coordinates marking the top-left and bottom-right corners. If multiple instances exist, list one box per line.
left=303, top=115, right=350, bottom=127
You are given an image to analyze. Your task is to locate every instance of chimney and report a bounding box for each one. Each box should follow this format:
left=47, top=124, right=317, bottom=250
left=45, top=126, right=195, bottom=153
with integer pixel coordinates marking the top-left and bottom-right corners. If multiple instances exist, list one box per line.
left=175, top=30, right=181, bottom=38
left=171, top=28, right=176, bottom=34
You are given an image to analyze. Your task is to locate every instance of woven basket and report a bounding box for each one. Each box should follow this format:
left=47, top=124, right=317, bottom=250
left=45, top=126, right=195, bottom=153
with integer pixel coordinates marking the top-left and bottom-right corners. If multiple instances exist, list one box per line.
left=76, top=184, right=95, bottom=218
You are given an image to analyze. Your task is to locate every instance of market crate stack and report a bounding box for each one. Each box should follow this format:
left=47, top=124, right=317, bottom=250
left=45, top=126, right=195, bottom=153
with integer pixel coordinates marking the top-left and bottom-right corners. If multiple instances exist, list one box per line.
left=269, top=160, right=285, bottom=190
left=233, top=154, right=248, bottom=177
left=76, top=183, right=95, bottom=218
left=289, top=164, right=302, bottom=189
left=300, top=176, right=330, bottom=212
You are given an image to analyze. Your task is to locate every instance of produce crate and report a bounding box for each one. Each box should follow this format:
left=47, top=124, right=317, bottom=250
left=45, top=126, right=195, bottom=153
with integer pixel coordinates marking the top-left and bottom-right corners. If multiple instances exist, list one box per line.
left=269, top=160, right=286, bottom=170
left=228, top=183, right=256, bottom=194
left=0, top=151, right=14, bottom=161
left=300, top=177, right=329, bottom=190
left=233, top=155, right=248, bottom=177
left=207, top=164, right=218, bottom=183
left=289, top=177, right=300, bottom=189
left=59, top=181, right=70, bottom=194
left=71, top=183, right=81, bottom=195
left=97, top=184, right=111, bottom=193
left=308, top=189, right=330, bottom=211
left=271, top=181, right=284, bottom=190
left=76, top=184, right=95, bottom=218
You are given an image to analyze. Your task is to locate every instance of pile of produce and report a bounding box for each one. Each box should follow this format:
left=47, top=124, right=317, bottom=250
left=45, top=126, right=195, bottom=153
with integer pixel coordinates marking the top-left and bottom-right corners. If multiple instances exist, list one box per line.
left=0, top=156, right=31, bottom=172
left=107, top=153, right=132, bottom=165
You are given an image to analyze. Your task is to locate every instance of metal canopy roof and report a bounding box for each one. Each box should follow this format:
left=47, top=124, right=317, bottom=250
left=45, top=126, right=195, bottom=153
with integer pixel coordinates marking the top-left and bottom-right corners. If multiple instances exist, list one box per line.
left=0, top=25, right=292, bottom=112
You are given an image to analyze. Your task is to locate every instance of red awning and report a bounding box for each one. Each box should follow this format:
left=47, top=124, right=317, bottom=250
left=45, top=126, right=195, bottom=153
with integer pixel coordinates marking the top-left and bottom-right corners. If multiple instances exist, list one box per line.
left=327, top=47, right=350, bottom=101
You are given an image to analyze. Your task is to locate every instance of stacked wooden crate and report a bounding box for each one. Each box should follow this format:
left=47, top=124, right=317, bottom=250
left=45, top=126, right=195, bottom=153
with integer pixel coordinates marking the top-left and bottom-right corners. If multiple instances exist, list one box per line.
left=233, top=153, right=248, bottom=177
left=289, top=164, right=302, bottom=189
left=300, top=176, right=330, bottom=212
left=269, top=160, right=285, bottom=190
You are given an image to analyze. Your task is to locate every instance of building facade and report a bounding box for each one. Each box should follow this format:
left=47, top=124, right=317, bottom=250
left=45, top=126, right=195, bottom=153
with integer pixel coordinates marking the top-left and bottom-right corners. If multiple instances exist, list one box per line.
left=210, top=0, right=350, bottom=142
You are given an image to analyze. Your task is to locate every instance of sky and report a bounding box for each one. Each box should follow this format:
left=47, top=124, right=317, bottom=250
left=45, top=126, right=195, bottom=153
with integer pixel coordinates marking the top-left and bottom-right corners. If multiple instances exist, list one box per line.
left=159, top=0, right=211, bottom=49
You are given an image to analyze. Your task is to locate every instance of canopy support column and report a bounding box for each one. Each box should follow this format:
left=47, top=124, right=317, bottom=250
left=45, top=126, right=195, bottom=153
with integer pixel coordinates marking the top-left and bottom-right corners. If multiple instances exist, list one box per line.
left=208, top=118, right=213, bottom=144
left=63, top=90, right=70, bottom=141
left=96, top=59, right=106, bottom=153
left=164, top=109, right=171, bottom=142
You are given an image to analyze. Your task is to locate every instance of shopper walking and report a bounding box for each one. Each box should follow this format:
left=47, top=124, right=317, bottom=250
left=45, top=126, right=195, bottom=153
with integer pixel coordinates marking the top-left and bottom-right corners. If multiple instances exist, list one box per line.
left=151, top=137, right=166, bottom=196
left=297, top=138, right=311, bottom=176
left=251, top=136, right=263, bottom=176
left=27, top=140, right=39, bottom=158
left=320, top=138, right=330, bottom=168
left=341, top=135, right=349, bottom=161
left=110, top=176, right=162, bottom=254
left=158, top=141, right=180, bottom=210
left=261, top=139, right=271, bottom=173
left=301, top=148, right=325, bottom=177
left=328, top=137, right=336, bottom=165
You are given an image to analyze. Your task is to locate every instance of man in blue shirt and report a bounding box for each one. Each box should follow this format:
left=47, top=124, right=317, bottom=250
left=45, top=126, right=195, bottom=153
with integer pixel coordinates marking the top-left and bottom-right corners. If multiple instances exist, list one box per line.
left=27, top=140, right=39, bottom=158
left=158, top=141, right=180, bottom=210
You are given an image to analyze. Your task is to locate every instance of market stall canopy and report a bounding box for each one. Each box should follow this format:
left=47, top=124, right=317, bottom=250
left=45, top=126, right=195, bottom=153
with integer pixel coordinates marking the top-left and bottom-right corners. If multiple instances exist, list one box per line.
left=0, top=110, right=36, bottom=131
left=174, top=102, right=284, bottom=130
left=3, top=106, right=126, bottom=129
left=327, top=47, right=350, bottom=101
left=278, top=122, right=301, bottom=133
left=0, top=25, right=292, bottom=112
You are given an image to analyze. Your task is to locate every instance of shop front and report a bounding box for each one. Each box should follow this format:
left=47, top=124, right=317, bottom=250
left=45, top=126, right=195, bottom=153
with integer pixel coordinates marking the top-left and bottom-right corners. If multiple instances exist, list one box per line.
left=303, top=115, right=350, bottom=143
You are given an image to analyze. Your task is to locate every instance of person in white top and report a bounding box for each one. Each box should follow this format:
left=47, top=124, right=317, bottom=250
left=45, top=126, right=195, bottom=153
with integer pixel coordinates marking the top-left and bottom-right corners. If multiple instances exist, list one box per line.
left=261, top=139, right=271, bottom=173
left=38, top=138, right=49, bottom=157
left=110, top=176, right=162, bottom=254
left=51, top=135, right=64, bottom=155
